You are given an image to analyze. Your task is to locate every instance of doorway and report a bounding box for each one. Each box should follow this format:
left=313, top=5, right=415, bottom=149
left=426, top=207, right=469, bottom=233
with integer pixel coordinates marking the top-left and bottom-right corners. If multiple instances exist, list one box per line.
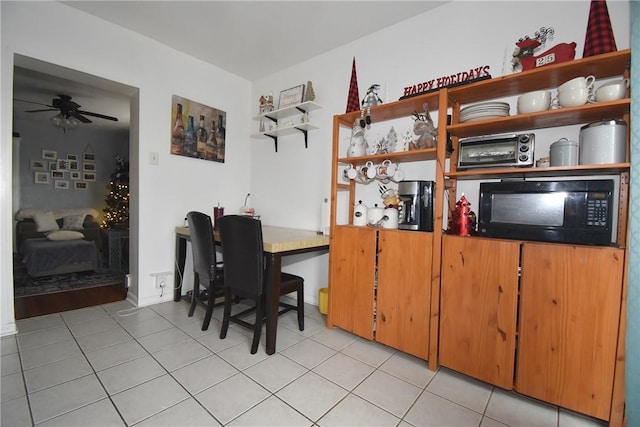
left=11, top=55, right=138, bottom=318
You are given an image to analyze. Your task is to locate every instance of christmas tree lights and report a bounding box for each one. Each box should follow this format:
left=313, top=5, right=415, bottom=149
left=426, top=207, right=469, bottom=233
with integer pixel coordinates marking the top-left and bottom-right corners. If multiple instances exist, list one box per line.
left=102, top=155, right=129, bottom=229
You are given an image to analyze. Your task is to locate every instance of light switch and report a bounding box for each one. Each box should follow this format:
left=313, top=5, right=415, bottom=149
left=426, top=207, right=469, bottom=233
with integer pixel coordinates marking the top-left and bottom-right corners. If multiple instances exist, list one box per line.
left=150, top=152, right=159, bottom=165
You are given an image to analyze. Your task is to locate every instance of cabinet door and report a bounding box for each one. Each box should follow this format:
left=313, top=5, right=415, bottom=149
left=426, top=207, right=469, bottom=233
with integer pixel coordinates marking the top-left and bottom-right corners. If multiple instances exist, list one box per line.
left=517, top=243, right=624, bottom=420
left=376, top=230, right=432, bottom=360
left=439, top=235, right=520, bottom=389
left=329, top=226, right=376, bottom=339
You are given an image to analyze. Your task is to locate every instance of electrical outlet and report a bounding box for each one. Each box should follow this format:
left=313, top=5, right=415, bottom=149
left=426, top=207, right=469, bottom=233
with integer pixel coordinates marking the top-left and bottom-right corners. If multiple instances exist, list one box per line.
left=152, top=271, right=172, bottom=289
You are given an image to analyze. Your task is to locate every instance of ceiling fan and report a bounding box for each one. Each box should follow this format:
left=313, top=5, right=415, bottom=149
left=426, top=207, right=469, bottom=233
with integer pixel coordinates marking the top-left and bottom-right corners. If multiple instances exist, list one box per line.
left=15, top=94, right=119, bottom=125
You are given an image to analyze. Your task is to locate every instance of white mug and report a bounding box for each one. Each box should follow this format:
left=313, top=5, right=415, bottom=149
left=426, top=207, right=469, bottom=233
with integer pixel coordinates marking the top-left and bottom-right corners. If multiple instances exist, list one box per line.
left=376, top=160, right=396, bottom=178
left=361, top=161, right=377, bottom=180
left=343, top=164, right=357, bottom=180
left=559, top=75, right=595, bottom=92
left=553, top=86, right=592, bottom=108
left=390, top=167, right=405, bottom=183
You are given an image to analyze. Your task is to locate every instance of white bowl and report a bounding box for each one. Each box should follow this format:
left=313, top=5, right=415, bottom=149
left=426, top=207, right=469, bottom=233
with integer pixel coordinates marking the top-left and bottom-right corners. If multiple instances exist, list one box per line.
left=595, top=80, right=628, bottom=102
left=517, top=90, right=551, bottom=114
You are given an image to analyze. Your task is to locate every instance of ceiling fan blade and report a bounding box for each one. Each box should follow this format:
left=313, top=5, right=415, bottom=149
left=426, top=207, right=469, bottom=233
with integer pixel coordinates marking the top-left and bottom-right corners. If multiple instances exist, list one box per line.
left=14, top=98, right=55, bottom=108
left=77, top=110, right=119, bottom=122
left=71, top=111, right=92, bottom=123
left=25, top=108, right=58, bottom=113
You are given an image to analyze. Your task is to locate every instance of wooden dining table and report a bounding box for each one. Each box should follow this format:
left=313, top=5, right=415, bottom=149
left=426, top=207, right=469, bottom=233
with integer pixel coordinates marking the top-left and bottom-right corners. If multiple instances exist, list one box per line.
left=174, top=225, right=329, bottom=354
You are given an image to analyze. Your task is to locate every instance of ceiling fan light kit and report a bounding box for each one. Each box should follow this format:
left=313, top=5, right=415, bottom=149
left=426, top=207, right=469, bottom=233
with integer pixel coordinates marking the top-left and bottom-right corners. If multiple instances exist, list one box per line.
left=15, top=94, right=118, bottom=132
left=51, top=112, right=79, bottom=132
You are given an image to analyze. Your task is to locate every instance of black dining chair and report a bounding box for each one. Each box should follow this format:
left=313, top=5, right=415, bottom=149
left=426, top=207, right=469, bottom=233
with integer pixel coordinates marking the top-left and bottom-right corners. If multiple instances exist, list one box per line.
left=217, top=215, right=304, bottom=354
left=186, top=211, right=225, bottom=331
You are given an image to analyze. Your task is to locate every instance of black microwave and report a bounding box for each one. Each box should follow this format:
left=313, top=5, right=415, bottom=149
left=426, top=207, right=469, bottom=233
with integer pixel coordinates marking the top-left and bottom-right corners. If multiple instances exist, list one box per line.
left=478, top=179, right=614, bottom=245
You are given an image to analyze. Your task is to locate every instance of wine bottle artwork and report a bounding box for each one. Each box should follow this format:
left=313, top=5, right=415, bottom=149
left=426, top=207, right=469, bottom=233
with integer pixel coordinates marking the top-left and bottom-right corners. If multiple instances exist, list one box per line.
left=183, top=115, right=197, bottom=157
left=195, top=114, right=208, bottom=159
left=170, top=103, right=185, bottom=155
left=170, top=95, right=227, bottom=163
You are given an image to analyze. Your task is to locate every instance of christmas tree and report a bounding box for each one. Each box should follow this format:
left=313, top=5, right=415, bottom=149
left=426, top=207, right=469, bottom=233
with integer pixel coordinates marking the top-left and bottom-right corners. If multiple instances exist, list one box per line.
left=102, top=155, right=129, bottom=229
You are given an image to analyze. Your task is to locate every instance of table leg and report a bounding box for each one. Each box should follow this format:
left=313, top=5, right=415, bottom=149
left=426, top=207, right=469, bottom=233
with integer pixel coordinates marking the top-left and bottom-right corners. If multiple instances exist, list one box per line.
left=265, top=252, right=282, bottom=355
left=174, top=235, right=187, bottom=302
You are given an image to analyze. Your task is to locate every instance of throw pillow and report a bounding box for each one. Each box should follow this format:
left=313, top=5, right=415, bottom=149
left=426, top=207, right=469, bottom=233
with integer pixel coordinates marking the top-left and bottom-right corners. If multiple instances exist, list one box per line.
left=62, top=214, right=86, bottom=230
left=46, top=230, right=85, bottom=241
left=33, top=211, right=60, bottom=232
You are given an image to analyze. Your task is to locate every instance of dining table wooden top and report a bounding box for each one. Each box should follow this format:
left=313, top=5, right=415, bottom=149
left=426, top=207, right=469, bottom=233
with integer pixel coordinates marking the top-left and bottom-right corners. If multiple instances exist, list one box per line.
left=175, top=225, right=330, bottom=254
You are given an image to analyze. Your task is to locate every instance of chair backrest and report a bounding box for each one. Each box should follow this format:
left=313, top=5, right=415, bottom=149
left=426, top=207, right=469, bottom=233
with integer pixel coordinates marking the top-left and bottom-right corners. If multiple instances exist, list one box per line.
left=217, top=215, right=264, bottom=299
left=186, top=211, right=218, bottom=283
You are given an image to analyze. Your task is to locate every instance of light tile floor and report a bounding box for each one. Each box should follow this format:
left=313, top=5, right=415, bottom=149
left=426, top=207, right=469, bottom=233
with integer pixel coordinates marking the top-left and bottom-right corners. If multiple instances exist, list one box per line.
left=1, top=299, right=608, bottom=426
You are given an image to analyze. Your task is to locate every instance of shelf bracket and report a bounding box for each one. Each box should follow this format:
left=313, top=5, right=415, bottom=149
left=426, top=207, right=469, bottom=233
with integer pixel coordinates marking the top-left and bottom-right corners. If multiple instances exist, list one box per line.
left=266, top=134, right=278, bottom=152
left=295, top=127, right=309, bottom=149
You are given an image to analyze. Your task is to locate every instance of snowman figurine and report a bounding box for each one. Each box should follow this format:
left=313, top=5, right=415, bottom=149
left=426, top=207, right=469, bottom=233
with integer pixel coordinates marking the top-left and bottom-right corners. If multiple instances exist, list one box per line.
left=346, top=120, right=368, bottom=157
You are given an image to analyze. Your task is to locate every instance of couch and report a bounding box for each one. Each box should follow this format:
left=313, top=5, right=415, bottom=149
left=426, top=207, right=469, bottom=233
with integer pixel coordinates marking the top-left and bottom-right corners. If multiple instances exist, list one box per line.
left=15, top=208, right=102, bottom=277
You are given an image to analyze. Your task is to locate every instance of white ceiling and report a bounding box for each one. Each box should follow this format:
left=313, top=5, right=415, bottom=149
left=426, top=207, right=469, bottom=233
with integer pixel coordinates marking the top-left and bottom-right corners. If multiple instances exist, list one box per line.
left=12, top=1, right=447, bottom=131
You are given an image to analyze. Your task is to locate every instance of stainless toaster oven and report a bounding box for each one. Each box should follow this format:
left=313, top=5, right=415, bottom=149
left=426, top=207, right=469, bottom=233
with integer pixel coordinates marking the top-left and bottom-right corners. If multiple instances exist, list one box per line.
left=457, top=133, right=535, bottom=169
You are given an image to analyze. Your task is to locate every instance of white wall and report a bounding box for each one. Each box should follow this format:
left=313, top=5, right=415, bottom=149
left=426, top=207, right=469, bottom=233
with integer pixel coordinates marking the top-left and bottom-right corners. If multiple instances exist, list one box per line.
left=1, top=1, right=631, bottom=334
left=1, top=1, right=252, bottom=334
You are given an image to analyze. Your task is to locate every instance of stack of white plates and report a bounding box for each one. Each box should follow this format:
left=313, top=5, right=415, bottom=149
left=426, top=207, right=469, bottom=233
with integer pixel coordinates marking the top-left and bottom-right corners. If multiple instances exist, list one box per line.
left=460, top=102, right=510, bottom=122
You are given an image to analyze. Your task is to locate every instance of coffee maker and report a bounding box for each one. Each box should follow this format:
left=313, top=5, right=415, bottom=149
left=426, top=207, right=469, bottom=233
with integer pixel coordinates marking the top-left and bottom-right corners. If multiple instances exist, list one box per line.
left=398, top=180, right=434, bottom=231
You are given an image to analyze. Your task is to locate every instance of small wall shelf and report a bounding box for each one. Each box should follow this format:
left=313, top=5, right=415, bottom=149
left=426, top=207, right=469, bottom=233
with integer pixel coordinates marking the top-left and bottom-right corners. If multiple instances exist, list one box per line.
left=252, top=101, right=322, bottom=152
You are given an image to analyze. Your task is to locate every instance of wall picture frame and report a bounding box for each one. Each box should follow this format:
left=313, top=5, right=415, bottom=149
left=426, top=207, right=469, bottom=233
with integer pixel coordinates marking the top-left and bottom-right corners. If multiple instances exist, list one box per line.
left=67, top=154, right=78, bottom=161
left=170, top=94, right=227, bottom=163
left=74, top=181, right=88, bottom=190
left=68, top=160, right=79, bottom=171
left=30, top=160, right=47, bottom=171
left=54, top=180, right=70, bottom=190
left=278, top=84, right=305, bottom=109
left=70, top=171, right=81, bottom=180
left=51, top=171, right=65, bottom=179
left=83, top=162, right=96, bottom=172
left=83, top=172, right=96, bottom=181
left=56, top=158, right=70, bottom=171
left=42, top=149, right=57, bottom=160
left=34, top=172, right=50, bottom=184
left=83, top=153, right=95, bottom=161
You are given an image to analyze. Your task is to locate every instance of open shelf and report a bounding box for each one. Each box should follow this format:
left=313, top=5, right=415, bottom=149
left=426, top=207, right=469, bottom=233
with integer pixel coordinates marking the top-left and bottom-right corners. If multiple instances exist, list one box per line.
left=446, top=162, right=630, bottom=180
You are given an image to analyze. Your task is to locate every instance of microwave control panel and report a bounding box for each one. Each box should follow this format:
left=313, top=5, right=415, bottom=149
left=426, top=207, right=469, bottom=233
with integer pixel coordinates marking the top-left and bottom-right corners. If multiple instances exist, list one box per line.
left=586, top=193, right=610, bottom=227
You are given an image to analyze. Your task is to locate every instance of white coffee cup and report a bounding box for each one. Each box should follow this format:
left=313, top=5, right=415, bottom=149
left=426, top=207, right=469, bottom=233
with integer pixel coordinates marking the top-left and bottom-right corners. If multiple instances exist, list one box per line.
left=517, top=90, right=551, bottom=114
left=376, top=160, right=396, bottom=179
left=343, top=164, right=357, bottom=180
left=391, top=167, right=405, bottom=183
left=361, top=161, right=377, bottom=179
left=595, top=79, right=629, bottom=102
left=553, top=75, right=595, bottom=108
left=554, top=87, right=590, bottom=107
left=559, top=75, right=595, bottom=92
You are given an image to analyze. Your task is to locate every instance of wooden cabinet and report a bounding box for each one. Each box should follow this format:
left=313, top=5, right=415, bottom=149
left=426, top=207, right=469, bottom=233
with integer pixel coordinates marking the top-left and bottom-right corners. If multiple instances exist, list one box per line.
left=439, top=235, right=520, bottom=389
left=517, top=243, right=624, bottom=420
left=440, top=236, right=625, bottom=420
left=376, top=229, right=432, bottom=360
left=329, top=226, right=432, bottom=360
left=439, top=50, right=629, bottom=423
left=327, top=90, right=446, bottom=366
left=329, top=226, right=376, bottom=339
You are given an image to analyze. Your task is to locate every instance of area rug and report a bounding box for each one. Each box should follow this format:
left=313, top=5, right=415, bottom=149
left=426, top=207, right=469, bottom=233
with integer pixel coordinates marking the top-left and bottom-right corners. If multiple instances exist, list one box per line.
left=14, top=271, right=126, bottom=298
left=13, top=253, right=126, bottom=298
